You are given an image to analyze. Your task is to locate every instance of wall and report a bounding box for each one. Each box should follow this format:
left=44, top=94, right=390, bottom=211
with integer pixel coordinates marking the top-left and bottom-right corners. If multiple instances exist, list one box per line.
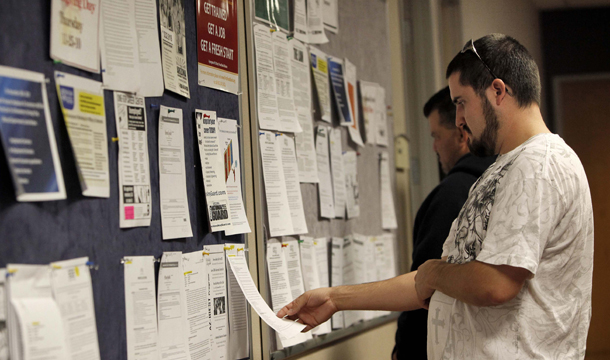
left=459, top=0, right=542, bottom=67
left=294, top=322, right=397, bottom=360
left=458, top=0, right=545, bottom=116
left=277, top=0, right=407, bottom=358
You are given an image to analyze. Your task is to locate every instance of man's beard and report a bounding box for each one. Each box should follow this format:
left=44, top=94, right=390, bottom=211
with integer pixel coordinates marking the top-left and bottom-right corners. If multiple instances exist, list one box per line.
left=467, top=96, right=499, bottom=157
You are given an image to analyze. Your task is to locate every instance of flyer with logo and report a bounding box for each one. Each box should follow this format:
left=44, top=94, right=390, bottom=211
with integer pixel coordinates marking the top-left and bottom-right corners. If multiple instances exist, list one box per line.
left=196, top=110, right=233, bottom=233
left=197, top=0, right=239, bottom=94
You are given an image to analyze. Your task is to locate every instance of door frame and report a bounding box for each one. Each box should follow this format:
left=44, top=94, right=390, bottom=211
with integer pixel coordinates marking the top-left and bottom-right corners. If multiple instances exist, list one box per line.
left=552, top=72, right=610, bottom=136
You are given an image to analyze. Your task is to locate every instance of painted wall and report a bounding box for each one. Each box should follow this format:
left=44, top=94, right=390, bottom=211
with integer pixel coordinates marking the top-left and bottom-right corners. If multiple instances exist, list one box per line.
left=292, top=322, right=397, bottom=360
left=458, top=0, right=545, bottom=113
left=459, top=0, right=542, bottom=66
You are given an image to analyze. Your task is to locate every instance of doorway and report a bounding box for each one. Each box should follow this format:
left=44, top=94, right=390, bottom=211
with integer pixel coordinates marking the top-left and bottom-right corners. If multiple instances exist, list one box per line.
left=554, top=74, right=610, bottom=359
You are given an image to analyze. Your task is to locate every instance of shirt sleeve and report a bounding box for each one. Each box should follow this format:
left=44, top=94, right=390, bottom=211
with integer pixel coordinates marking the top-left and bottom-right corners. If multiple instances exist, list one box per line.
left=476, top=178, right=564, bottom=275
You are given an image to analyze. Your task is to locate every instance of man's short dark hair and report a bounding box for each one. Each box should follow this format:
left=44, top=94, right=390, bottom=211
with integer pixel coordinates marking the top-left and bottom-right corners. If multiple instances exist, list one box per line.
left=446, top=34, right=541, bottom=107
left=423, top=86, right=456, bottom=129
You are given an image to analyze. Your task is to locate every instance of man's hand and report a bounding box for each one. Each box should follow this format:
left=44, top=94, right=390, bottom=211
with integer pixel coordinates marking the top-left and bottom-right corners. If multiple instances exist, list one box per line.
left=414, top=259, right=444, bottom=309
left=276, top=288, right=338, bottom=332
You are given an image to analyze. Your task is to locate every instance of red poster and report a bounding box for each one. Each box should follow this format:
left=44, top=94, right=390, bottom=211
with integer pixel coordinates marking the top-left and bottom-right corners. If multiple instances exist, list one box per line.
left=197, top=0, right=239, bottom=94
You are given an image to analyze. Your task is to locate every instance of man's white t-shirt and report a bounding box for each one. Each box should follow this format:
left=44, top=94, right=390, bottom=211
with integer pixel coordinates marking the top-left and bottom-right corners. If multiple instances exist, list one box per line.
left=428, top=133, right=594, bottom=359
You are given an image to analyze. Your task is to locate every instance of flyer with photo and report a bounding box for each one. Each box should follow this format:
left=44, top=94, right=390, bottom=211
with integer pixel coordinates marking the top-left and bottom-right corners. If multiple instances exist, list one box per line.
left=159, top=0, right=190, bottom=98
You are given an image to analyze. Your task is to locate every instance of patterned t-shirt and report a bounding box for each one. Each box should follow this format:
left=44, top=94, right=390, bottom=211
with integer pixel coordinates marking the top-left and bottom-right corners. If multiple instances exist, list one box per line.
left=428, top=133, right=594, bottom=360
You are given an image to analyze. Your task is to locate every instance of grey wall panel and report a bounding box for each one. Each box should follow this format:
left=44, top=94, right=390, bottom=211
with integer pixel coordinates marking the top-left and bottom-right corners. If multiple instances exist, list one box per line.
left=303, top=0, right=396, bottom=240
left=0, top=1, right=246, bottom=359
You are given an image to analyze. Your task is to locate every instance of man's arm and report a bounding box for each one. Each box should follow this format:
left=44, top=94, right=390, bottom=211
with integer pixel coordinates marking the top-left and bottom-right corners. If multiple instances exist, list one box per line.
left=277, top=271, right=424, bottom=331
left=415, top=259, right=532, bottom=307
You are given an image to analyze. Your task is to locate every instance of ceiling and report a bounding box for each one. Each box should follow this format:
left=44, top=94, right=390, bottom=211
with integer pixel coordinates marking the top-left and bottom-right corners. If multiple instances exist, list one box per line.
left=532, top=0, right=610, bottom=9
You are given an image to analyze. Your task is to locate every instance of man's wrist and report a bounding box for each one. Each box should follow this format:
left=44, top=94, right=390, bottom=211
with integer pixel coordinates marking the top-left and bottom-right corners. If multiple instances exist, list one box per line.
left=329, top=285, right=345, bottom=311
left=429, top=260, right=446, bottom=291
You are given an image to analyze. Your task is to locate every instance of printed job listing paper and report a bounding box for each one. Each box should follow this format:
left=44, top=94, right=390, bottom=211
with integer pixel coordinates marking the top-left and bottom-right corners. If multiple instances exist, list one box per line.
left=159, top=106, right=193, bottom=239
left=7, top=264, right=69, bottom=360
left=204, top=244, right=229, bottom=360
left=290, top=40, right=319, bottom=183
left=123, top=256, right=158, bottom=360
left=99, top=0, right=140, bottom=93
left=267, top=240, right=312, bottom=348
left=307, top=0, right=328, bottom=44
left=279, top=135, right=308, bottom=235
left=315, top=126, right=334, bottom=218
left=376, top=86, right=389, bottom=146
left=225, top=244, right=249, bottom=360
left=323, top=0, right=339, bottom=34
left=359, top=81, right=379, bottom=145
left=330, top=238, right=344, bottom=329
left=182, top=251, right=212, bottom=360
left=227, top=254, right=306, bottom=339
left=50, top=257, right=100, bottom=360
left=253, top=24, right=281, bottom=131
left=259, top=131, right=294, bottom=237
left=343, top=151, right=360, bottom=218
left=329, top=128, right=345, bottom=218
left=292, top=0, right=309, bottom=43
left=311, top=238, right=332, bottom=335
left=380, top=152, right=398, bottom=229
left=134, top=0, right=164, bottom=97
left=294, top=107, right=319, bottom=183
left=272, top=32, right=300, bottom=133
left=157, top=252, right=189, bottom=360
left=364, top=236, right=379, bottom=320
left=114, top=92, right=152, bottom=228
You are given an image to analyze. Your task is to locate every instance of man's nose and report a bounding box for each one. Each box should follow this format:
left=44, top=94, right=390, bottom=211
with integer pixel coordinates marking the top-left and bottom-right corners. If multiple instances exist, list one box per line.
left=455, top=111, right=466, bottom=129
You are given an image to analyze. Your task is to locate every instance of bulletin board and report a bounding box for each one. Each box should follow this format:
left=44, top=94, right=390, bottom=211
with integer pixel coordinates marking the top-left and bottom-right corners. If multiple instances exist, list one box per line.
left=0, top=1, right=252, bottom=360
left=243, top=0, right=400, bottom=358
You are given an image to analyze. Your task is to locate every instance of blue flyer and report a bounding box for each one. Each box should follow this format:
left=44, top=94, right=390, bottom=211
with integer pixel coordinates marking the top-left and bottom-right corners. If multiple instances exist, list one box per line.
left=327, top=56, right=354, bottom=126
left=0, top=65, right=66, bottom=201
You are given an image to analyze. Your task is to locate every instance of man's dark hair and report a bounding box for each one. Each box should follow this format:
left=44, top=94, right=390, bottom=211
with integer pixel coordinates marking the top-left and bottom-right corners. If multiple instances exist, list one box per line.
left=446, top=34, right=541, bottom=107
left=423, top=86, right=456, bottom=129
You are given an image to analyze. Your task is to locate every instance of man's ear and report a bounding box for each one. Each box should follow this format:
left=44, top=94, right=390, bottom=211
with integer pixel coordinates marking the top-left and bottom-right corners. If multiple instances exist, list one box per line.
left=491, top=78, right=509, bottom=106
left=456, top=126, right=468, bottom=145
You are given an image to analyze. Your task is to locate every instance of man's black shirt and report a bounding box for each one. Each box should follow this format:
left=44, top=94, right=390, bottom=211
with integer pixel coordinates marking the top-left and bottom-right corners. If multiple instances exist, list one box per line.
left=394, top=153, right=496, bottom=359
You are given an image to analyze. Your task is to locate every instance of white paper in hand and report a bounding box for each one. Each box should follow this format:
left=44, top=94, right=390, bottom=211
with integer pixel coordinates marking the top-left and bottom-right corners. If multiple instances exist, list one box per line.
left=227, top=256, right=306, bottom=339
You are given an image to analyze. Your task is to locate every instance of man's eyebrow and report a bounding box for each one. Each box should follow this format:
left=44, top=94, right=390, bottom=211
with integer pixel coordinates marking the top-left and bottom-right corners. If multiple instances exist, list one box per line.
left=452, top=96, right=462, bottom=105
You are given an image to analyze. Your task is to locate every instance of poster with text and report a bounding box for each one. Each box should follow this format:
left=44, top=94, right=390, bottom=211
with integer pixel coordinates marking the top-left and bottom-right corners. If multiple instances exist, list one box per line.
left=197, top=0, right=239, bottom=94
left=0, top=66, right=66, bottom=202
left=50, top=0, right=100, bottom=73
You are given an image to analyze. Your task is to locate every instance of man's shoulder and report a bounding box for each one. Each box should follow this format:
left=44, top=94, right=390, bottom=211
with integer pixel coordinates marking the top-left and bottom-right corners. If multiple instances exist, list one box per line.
left=501, top=134, right=583, bottom=183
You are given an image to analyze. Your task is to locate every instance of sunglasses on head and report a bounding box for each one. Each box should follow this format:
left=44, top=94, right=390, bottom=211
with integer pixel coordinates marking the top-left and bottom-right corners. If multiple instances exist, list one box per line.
left=461, top=39, right=500, bottom=80
left=461, top=39, right=511, bottom=95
